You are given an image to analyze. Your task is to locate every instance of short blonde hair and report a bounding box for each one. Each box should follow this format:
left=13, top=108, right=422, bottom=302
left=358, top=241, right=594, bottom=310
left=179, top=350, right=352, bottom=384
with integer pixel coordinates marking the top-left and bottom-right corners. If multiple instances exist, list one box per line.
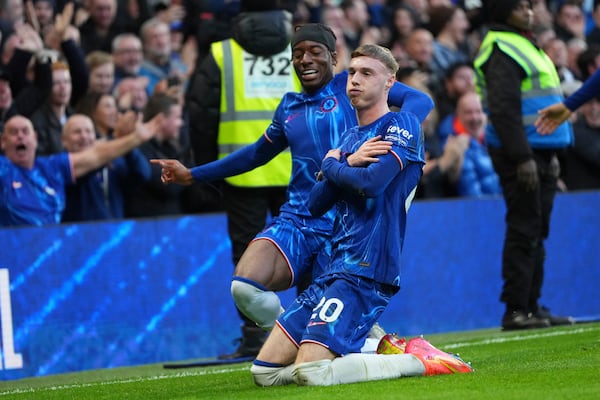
left=351, top=44, right=399, bottom=75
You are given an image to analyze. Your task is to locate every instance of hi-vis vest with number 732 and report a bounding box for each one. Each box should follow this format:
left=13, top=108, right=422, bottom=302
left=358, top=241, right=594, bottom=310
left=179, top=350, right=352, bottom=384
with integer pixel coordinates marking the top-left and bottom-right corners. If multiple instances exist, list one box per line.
left=211, top=39, right=301, bottom=187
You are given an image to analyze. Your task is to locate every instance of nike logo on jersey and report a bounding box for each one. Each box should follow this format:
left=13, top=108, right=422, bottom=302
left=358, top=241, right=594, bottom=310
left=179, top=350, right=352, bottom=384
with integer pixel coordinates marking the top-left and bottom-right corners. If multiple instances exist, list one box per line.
left=285, top=113, right=301, bottom=123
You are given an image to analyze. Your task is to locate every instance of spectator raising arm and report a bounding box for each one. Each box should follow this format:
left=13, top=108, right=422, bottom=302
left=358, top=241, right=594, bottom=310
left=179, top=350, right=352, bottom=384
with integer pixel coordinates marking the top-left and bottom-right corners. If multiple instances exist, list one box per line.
left=70, top=112, right=162, bottom=178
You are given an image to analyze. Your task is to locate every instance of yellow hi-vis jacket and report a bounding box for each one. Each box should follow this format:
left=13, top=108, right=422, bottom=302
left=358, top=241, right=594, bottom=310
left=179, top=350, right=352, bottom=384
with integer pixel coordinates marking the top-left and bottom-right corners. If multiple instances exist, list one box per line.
left=474, top=30, right=572, bottom=149
left=212, top=39, right=301, bottom=187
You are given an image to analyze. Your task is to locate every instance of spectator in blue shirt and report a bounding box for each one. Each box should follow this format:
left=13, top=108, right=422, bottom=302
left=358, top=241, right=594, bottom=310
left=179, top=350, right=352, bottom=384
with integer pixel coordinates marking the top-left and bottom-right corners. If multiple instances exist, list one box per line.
left=0, top=113, right=160, bottom=226
left=453, top=91, right=502, bottom=197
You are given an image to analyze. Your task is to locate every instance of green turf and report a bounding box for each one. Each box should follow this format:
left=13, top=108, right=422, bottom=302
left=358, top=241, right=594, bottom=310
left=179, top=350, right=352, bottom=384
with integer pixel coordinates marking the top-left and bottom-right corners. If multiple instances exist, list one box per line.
left=1, top=323, right=598, bottom=399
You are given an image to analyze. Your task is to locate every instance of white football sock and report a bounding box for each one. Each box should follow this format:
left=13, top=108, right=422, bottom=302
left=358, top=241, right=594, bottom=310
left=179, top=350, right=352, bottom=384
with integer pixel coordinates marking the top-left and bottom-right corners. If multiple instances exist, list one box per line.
left=292, top=353, right=425, bottom=386
left=360, top=338, right=380, bottom=353
left=230, top=279, right=284, bottom=330
left=251, top=363, right=295, bottom=386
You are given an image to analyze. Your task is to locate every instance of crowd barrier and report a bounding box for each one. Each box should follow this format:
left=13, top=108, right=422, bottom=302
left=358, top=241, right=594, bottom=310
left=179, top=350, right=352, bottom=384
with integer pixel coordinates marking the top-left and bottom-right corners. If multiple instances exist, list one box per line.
left=1, top=191, right=598, bottom=380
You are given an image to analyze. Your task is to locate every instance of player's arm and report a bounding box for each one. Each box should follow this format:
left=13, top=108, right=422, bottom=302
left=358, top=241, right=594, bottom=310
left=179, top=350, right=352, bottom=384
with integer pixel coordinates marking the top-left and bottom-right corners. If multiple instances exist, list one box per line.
left=346, top=135, right=392, bottom=167
left=307, top=178, right=339, bottom=217
left=536, top=69, right=600, bottom=134
left=564, top=68, right=600, bottom=112
left=324, top=113, right=422, bottom=196
left=151, top=137, right=285, bottom=185
left=152, top=103, right=288, bottom=185
left=321, top=151, right=402, bottom=197
left=388, top=81, right=434, bottom=123
left=534, top=103, right=571, bottom=135
left=189, top=135, right=285, bottom=181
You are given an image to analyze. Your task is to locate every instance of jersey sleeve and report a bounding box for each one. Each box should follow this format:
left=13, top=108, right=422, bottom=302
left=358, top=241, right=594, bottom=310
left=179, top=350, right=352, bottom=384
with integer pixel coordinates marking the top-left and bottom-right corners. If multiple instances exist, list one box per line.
left=383, top=112, right=425, bottom=166
left=322, top=112, right=424, bottom=197
left=564, top=68, right=600, bottom=111
left=321, top=154, right=401, bottom=197
left=263, top=93, right=292, bottom=147
left=388, top=81, right=434, bottom=123
left=190, top=95, right=290, bottom=182
left=307, top=178, right=339, bottom=217
left=190, top=133, right=286, bottom=182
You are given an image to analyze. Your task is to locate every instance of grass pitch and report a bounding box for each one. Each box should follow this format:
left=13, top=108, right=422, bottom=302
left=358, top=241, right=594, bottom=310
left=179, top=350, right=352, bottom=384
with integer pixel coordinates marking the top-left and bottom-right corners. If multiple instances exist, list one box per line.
left=1, top=323, right=598, bottom=400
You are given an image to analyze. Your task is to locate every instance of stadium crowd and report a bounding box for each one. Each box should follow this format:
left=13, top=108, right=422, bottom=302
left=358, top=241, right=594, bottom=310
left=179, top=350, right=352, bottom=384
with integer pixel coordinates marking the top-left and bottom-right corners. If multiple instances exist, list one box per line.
left=0, top=0, right=599, bottom=228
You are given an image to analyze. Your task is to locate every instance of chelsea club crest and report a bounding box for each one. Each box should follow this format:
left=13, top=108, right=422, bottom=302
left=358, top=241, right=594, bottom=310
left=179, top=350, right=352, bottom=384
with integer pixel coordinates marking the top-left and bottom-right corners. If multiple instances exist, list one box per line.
left=320, top=97, right=338, bottom=112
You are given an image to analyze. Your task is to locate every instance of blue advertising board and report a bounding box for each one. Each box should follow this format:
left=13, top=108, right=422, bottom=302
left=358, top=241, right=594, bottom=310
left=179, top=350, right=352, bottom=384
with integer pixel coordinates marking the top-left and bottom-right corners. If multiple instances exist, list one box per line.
left=1, top=192, right=598, bottom=380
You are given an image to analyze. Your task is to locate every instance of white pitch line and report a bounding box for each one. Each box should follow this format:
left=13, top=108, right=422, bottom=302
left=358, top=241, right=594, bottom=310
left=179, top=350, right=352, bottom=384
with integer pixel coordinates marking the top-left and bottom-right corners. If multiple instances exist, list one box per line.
left=0, top=364, right=250, bottom=396
left=2, top=325, right=598, bottom=396
left=443, top=325, right=600, bottom=350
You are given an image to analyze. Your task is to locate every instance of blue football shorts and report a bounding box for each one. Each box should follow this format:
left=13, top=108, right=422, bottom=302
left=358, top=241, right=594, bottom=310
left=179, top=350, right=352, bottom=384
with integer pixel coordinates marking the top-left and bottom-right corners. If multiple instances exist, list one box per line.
left=253, top=216, right=331, bottom=287
left=277, top=273, right=397, bottom=355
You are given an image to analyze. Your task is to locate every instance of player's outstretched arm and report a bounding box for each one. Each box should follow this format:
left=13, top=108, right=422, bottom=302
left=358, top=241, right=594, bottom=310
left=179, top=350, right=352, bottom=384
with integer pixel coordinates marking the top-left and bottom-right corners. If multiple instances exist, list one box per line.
left=150, top=159, right=194, bottom=185
left=71, top=113, right=162, bottom=178
left=535, top=102, right=571, bottom=135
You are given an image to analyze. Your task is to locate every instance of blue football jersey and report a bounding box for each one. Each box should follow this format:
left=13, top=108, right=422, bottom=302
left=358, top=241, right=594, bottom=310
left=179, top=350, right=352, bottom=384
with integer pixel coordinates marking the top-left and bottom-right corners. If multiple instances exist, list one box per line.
left=324, top=111, right=425, bottom=287
left=190, top=71, right=432, bottom=238
left=265, top=72, right=358, bottom=233
left=0, top=153, right=73, bottom=226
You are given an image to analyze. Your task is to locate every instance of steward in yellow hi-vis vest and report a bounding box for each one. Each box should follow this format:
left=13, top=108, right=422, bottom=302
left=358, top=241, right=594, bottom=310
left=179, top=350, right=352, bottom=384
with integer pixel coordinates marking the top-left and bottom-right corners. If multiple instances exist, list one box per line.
left=472, top=0, right=576, bottom=332
left=211, top=39, right=301, bottom=187
left=474, top=30, right=573, bottom=150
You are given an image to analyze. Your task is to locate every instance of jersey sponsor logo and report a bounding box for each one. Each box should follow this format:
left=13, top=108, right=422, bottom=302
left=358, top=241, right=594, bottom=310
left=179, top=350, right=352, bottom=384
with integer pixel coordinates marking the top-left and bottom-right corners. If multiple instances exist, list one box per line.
left=320, top=97, right=338, bottom=112
left=385, top=125, right=413, bottom=147
left=11, top=181, right=21, bottom=189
